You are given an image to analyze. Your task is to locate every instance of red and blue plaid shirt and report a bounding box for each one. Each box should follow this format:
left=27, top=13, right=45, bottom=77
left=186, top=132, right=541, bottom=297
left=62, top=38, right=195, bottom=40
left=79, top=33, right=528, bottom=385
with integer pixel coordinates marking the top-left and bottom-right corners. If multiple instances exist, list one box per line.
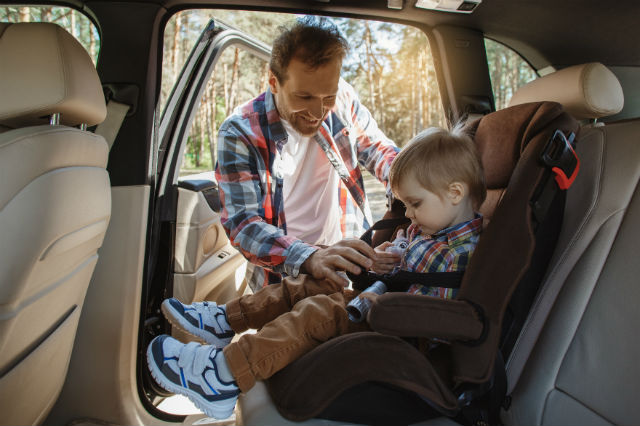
left=403, top=214, right=483, bottom=299
left=215, top=80, right=398, bottom=290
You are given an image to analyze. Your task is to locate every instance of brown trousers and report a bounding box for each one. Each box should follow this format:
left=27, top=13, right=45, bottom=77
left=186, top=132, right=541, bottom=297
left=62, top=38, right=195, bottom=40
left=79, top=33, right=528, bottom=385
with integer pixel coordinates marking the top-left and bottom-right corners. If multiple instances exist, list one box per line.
left=222, top=275, right=366, bottom=391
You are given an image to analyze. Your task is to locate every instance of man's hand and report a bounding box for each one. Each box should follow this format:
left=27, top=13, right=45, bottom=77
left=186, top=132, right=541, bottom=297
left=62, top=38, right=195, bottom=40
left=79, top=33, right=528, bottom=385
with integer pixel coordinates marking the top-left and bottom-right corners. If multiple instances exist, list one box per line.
left=301, top=239, right=377, bottom=287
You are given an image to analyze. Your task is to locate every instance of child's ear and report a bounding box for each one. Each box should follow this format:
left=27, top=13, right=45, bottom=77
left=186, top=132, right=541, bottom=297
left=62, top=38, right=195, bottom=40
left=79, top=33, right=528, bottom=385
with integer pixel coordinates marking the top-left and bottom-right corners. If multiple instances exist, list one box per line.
left=447, top=182, right=466, bottom=205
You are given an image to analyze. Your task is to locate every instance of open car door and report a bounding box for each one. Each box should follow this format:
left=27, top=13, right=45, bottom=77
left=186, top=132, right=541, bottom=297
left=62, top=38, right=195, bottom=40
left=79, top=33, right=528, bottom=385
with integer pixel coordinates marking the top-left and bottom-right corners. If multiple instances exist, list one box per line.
left=141, top=19, right=271, bottom=417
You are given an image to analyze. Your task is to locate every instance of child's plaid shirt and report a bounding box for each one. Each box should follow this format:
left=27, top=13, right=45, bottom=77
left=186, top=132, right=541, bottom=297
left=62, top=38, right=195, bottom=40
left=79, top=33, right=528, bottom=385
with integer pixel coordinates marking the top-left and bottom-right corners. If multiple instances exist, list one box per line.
left=215, top=79, right=398, bottom=290
left=403, top=214, right=483, bottom=299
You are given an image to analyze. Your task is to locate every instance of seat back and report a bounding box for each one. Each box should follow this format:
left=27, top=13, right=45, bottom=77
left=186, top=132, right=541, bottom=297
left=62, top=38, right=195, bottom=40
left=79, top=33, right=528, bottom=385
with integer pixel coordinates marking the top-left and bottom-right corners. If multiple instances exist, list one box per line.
left=451, top=101, right=579, bottom=386
left=505, top=118, right=640, bottom=426
left=498, top=63, right=640, bottom=424
left=0, top=22, right=109, bottom=425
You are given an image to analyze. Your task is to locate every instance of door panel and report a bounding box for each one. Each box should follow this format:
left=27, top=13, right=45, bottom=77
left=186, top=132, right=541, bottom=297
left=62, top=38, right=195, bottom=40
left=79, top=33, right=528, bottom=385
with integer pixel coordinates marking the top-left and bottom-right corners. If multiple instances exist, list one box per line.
left=174, top=173, right=247, bottom=304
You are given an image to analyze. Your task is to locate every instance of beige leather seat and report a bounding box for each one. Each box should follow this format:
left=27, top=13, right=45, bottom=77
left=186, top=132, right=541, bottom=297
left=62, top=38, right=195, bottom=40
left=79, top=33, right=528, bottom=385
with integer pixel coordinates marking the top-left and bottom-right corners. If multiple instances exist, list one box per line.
left=0, top=23, right=110, bottom=425
left=237, top=63, right=634, bottom=425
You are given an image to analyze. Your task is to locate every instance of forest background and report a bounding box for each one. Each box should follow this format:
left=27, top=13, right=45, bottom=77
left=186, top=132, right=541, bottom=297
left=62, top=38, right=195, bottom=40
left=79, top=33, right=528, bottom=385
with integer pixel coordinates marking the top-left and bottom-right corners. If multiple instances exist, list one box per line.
left=1, top=6, right=537, bottom=174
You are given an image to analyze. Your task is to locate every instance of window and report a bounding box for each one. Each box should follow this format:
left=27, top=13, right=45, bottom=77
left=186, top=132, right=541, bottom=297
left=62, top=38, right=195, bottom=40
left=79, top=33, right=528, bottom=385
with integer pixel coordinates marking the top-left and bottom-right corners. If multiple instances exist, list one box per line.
left=162, top=10, right=444, bottom=224
left=0, top=6, right=100, bottom=64
left=485, top=38, right=537, bottom=110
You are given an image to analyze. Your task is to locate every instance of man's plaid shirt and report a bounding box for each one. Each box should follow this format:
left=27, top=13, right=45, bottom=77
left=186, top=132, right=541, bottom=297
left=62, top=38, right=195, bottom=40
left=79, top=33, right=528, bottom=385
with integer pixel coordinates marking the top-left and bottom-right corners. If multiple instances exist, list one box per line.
left=403, top=214, right=483, bottom=299
left=215, top=79, right=399, bottom=290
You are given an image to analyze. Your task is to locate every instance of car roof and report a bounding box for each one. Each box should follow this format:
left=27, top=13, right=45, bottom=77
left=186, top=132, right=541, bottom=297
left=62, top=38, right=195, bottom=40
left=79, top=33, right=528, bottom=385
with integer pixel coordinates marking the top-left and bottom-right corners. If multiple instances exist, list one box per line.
left=60, top=0, right=640, bottom=70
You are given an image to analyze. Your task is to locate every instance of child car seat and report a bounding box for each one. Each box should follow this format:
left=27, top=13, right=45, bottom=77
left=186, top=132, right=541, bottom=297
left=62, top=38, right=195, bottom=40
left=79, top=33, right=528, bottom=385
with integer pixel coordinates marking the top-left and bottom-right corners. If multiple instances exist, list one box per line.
left=261, top=101, right=580, bottom=425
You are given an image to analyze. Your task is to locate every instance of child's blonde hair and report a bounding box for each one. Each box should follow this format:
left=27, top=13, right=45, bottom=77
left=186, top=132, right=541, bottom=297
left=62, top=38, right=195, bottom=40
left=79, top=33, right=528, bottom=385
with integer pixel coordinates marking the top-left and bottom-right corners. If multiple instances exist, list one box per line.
left=389, top=125, right=487, bottom=210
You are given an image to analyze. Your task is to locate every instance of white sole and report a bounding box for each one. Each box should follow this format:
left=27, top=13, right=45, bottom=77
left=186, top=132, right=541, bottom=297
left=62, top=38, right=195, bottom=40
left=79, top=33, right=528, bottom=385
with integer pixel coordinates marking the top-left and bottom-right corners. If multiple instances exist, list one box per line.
left=146, top=342, right=237, bottom=419
left=161, top=300, right=230, bottom=348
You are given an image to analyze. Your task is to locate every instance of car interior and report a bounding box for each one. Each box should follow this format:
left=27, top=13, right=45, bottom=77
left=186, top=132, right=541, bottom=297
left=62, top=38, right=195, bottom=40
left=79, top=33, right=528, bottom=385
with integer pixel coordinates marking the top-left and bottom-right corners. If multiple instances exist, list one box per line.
left=0, top=1, right=638, bottom=425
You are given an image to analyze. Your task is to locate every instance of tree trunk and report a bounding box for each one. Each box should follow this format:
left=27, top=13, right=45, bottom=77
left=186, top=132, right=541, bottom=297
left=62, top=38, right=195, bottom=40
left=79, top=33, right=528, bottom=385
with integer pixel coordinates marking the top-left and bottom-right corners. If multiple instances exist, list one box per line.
left=19, top=6, right=30, bottom=21
left=493, top=51, right=503, bottom=109
left=223, top=64, right=230, bottom=115
left=376, top=72, right=385, bottom=126
left=420, top=52, right=426, bottom=127
left=510, top=53, right=519, bottom=105
left=172, top=13, right=182, bottom=80
left=207, top=80, right=217, bottom=168
left=70, top=10, right=77, bottom=37
left=42, top=7, right=52, bottom=21
left=364, top=24, right=376, bottom=114
left=259, top=62, right=269, bottom=93
left=89, top=27, right=97, bottom=62
left=228, top=48, right=240, bottom=113
left=410, top=55, right=416, bottom=136
left=198, top=108, right=205, bottom=167
left=418, top=51, right=424, bottom=130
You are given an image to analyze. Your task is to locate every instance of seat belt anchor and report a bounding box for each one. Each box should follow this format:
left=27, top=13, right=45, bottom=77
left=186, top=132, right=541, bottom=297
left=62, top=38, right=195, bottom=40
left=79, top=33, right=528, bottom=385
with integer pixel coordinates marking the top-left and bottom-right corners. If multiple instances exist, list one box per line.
left=541, top=130, right=580, bottom=190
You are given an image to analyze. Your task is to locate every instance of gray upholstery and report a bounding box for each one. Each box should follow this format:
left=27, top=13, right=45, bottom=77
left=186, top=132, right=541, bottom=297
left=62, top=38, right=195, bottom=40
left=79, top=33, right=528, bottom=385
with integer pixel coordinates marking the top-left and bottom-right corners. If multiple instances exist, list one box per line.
left=0, top=23, right=110, bottom=425
left=500, top=62, right=639, bottom=424
left=503, top=120, right=640, bottom=425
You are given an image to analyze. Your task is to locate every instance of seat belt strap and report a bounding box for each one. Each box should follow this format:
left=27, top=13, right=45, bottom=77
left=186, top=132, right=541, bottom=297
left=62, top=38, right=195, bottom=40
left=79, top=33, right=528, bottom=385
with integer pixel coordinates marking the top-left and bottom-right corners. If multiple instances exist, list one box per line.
left=95, top=100, right=130, bottom=149
left=350, top=269, right=465, bottom=292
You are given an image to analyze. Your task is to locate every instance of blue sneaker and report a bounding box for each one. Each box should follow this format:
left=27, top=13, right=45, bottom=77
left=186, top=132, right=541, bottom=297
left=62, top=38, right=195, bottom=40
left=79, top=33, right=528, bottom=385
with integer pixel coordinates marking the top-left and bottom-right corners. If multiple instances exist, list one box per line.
left=147, top=335, right=239, bottom=419
left=161, top=298, right=234, bottom=347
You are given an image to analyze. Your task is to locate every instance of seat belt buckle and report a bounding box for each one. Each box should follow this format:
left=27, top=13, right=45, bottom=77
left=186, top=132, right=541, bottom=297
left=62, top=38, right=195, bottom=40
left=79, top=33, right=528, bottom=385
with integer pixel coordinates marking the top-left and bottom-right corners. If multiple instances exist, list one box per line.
left=540, top=130, right=579, bottom=190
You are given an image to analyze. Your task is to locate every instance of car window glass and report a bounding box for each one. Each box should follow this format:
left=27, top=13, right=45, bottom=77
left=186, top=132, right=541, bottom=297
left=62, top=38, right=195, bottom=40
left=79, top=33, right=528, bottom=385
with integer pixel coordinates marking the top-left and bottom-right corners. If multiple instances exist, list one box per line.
left=485, top=38, right=537, bottom=110
left=163, top=10, right=444, bottom=226
left=0, top=5, right=100, bottom=65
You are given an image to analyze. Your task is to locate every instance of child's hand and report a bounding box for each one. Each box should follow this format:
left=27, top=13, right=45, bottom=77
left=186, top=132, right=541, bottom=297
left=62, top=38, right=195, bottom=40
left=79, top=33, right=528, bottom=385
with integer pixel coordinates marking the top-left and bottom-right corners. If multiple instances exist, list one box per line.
left=370, top=230, right=407, bottom=274
left=359, top=291, right=380, bottom=303
left=372, top=242, right=401, bottom=274
left=374, top=241, right=393, bottom=252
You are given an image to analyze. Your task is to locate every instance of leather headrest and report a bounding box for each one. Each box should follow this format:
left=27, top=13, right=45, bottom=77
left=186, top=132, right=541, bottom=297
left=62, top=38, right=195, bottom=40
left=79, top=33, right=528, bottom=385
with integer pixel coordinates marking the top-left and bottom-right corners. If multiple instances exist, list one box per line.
left=0, top=22, right=106, bottom=128
left=508, top=62, right=624, bottom=120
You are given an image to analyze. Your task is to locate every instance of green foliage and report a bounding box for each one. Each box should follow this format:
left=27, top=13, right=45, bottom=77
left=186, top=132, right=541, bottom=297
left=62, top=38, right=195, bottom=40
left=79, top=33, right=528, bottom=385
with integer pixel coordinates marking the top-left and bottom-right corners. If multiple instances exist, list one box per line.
left=182, top=136, right=213, bottom=170
left=161, top=10, right=295, bottom=112
left=485, top=38, right=537, bottom=110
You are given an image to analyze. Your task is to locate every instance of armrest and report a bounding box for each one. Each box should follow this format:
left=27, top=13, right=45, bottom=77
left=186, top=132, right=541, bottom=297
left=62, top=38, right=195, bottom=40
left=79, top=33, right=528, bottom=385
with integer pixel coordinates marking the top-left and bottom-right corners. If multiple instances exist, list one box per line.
left=367, top=293, right=484, bottom=342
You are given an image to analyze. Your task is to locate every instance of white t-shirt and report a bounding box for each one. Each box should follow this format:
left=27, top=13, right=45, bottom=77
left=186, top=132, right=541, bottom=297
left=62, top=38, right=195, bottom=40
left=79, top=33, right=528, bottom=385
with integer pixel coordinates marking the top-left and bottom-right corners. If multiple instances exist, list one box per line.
left=279, top=119, right=343, bottom=246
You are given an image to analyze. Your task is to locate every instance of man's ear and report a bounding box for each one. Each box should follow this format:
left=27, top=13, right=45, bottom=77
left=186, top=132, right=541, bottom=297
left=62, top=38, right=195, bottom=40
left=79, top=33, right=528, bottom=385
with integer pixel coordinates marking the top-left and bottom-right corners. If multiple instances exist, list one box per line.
left=447, top=182, right=466, bottom=205
left=268, top=70, right=279, bottom=94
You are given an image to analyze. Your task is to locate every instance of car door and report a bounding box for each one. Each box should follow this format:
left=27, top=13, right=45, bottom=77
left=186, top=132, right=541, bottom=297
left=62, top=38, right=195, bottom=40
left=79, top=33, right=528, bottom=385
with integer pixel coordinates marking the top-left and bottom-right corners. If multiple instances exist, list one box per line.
left=143, top=18, right=270, bottom=363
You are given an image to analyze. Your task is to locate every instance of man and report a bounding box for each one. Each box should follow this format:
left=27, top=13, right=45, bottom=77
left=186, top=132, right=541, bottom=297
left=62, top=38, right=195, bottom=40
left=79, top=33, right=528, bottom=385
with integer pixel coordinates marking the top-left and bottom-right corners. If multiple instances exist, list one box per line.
left=215, top=18, right=400, bottom=291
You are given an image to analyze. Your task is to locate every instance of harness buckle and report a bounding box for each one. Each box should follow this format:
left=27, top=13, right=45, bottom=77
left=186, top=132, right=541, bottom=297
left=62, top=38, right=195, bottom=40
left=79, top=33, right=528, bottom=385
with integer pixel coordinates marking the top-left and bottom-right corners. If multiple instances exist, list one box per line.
left=540, top=130, right=579, bottom=190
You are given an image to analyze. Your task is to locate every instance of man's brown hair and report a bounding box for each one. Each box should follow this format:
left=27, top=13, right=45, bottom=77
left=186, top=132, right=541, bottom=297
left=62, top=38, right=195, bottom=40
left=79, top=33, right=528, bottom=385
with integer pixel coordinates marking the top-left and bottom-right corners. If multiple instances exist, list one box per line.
left=270, top=17, right=348, bottom=83
left=389, top=125, right=487, bottom=210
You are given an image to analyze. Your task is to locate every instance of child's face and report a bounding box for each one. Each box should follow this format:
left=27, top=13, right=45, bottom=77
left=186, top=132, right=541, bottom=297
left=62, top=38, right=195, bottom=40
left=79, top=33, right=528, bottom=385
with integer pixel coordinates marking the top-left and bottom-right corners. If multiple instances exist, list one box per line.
left=394, top=177, right=464, bottom=236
